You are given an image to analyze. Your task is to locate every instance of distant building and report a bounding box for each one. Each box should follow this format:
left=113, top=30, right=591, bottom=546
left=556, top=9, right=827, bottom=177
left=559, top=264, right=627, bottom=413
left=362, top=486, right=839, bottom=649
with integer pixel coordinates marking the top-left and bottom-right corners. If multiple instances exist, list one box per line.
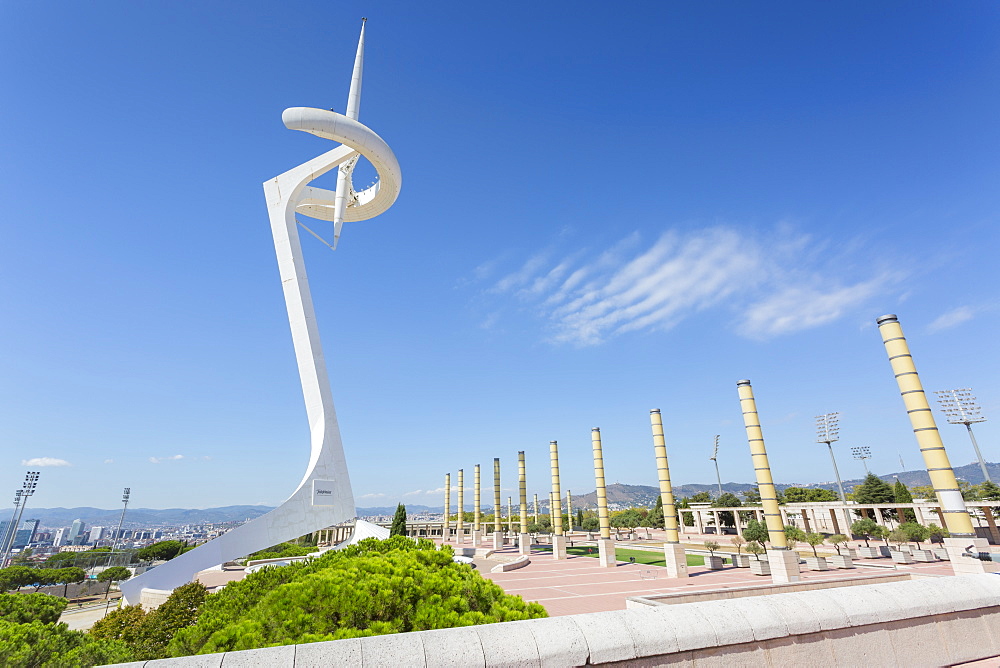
left=53, top=528, right=68, bottom=547
left=13, top=519, right=40, bottom=548
left=67, top=519, right=86, bottom=544
left=88, top=526, right=106, bottom=544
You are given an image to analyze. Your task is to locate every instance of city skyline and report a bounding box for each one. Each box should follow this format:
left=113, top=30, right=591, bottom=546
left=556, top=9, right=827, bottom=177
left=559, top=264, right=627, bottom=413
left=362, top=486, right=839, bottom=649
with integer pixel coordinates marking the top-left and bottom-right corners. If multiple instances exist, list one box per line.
left=2, top=2, right=999, bottom=508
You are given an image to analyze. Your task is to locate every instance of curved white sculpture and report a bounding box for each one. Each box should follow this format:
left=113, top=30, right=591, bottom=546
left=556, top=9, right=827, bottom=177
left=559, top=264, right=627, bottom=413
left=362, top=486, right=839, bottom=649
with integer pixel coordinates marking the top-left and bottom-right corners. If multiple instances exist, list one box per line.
left=121, top=19, right=400, bottom=605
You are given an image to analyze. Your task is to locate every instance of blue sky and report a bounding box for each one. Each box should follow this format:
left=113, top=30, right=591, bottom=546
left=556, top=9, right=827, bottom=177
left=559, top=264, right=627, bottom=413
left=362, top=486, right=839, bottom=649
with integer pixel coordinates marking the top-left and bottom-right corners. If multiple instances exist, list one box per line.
left=2, top=2, right=999, bottom=510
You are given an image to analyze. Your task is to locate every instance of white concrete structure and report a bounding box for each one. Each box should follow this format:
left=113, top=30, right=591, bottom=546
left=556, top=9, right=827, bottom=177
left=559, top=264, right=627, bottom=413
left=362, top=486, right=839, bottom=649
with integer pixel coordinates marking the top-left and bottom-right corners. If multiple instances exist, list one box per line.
left=120, top=20, right=400, bottom=606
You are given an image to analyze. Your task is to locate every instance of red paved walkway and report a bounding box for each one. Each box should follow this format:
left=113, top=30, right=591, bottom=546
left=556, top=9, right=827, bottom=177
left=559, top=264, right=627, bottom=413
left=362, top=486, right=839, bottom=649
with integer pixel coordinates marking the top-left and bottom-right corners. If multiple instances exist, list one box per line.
left=476, top=543, right=956, bottom=617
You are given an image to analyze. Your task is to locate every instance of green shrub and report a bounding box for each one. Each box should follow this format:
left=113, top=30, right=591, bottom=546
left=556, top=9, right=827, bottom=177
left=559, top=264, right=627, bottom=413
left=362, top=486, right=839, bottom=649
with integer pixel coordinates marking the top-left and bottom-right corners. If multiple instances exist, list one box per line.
left=0, top=592, right=68, bottom=624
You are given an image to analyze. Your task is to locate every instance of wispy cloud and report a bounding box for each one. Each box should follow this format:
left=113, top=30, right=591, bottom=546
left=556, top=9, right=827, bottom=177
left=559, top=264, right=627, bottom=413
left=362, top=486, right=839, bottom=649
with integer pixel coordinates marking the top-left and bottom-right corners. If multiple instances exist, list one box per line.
left=22, top=457, right=71, bottom=467
left=927, top=306, right=975, bottom=333
left=103, top=459, right=114, bottom=464
left=474, top=226, right=896, bottom=345
left=149, top=454, right=184, bottom=464
left=358, top=492, right=387, bottom=500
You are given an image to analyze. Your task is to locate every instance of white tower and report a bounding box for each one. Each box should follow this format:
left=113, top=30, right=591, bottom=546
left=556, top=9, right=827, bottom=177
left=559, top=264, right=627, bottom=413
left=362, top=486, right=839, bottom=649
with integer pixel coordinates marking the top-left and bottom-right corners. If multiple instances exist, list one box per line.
left=121, top=20, right=401, bottom=605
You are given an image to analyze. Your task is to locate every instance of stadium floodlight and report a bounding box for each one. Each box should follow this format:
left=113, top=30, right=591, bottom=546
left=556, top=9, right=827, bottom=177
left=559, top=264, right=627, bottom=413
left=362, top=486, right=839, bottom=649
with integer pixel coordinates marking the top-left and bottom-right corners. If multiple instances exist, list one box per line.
left=816, top=413, right=846, bottom=502
left=852, top=446, right=872, bottom=474
left=708, top=435, right=722, bottom=498
left=1, top=472, right=39, bottom=567
left=935, top=388, right=991, bottom=483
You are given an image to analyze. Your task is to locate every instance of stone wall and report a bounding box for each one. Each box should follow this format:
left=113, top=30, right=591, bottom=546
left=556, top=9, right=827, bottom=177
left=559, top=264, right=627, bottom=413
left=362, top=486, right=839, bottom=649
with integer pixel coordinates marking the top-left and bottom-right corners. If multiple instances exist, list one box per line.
left=114, top=573, right=1000, bottom=667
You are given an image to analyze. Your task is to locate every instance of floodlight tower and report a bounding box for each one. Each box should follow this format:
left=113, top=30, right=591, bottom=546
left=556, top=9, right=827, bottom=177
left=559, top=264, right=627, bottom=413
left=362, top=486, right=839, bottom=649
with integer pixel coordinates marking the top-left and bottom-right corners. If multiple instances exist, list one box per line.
left=0, top=490, right=23, bottom=567
left=816, top=413, right=846, bottom=502
left=709, top=435, right=722, bottom=498
left=936, top=389, right=991, bottom=483
left=107, top=488, right=131, bottom=569
left=852, top=446, right=872, bottom=474
left=2, top=472, right=39, bottom=567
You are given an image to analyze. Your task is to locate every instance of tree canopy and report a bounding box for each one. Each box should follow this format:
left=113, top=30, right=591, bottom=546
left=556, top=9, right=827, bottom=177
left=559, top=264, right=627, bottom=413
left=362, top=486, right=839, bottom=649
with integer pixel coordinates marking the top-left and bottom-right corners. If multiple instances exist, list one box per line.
left=136, top=540, right=187, bottom=562
left=0, top=592, right=67, bottom=625
left=390, top=503, right=407, bottom=537
left=852, top=473, right=895, bottom=504
left=782, top=487, right=838, bottom=503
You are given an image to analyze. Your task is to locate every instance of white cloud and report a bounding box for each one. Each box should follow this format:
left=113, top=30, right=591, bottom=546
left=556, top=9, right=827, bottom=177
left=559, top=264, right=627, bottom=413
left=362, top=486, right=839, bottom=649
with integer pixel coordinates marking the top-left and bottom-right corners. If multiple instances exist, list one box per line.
left=21, top=457, right=71, bottom=467
left=475, top=226, right=897, bottom=345
left=927, top=306, right=975, bottom=333
left=358, top=492, right=387, bottom=500
left=149, top=454, right=184, bottom=464
left=103, top=459, right=114, bottom=464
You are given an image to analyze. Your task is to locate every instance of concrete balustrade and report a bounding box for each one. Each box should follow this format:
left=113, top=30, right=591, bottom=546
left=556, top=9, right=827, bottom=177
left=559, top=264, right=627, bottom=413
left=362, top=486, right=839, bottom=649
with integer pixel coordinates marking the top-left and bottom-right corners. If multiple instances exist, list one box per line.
left=113, top=573, right=1000, bottom=667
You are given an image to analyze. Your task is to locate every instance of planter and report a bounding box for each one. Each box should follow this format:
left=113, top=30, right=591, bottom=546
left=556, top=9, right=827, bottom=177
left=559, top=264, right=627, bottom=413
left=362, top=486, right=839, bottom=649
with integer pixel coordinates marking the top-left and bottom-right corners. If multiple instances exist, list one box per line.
left=934, top=547, right=950, bottom=561
left=749, top=559, right=771, bottom=576
left=803, top=556, right=830, bottom=571
left=732, top=553, right=751, bottom=568
left=911, top=549, right=937, bottom=562
left=827, top=554, right=854, bottom=569
left=705, top=555, right=725, bottom=570
left=878, top=545, right=892, bottom=558
left=857, top=546, right=883, bottom=559
left=845, top=548, right=859, bottom=559
left=890, top=550, right=915, bottom=564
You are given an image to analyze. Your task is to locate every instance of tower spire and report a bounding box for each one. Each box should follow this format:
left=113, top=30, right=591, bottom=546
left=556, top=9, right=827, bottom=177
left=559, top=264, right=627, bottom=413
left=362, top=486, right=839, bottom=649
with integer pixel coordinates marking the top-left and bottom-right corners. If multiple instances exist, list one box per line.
left=345, top=18, right=365, bottom=121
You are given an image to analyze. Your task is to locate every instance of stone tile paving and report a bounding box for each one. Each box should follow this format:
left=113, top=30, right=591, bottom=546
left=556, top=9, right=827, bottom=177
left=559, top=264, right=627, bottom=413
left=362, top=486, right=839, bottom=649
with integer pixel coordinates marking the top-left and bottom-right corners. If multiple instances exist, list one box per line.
left=478, top=543, right=956, bottom=617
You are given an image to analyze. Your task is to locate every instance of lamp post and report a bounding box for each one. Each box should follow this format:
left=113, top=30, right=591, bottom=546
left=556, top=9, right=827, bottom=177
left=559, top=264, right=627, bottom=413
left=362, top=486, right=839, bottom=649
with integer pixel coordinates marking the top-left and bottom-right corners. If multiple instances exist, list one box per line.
left=709, top=435, right=722, bottom=498
left=816, top=413, right=846, bottom=502
left=935, top=388, right=991, bottom=484
left=107, top=488, right=131, bottom=569
left=852, top=446, right=872, bottom=474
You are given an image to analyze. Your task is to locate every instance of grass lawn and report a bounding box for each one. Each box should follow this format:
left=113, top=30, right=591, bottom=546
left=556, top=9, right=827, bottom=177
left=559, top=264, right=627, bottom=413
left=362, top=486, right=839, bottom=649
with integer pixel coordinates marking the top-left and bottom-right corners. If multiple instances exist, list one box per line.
left=535, top=545, right=716, bottom=567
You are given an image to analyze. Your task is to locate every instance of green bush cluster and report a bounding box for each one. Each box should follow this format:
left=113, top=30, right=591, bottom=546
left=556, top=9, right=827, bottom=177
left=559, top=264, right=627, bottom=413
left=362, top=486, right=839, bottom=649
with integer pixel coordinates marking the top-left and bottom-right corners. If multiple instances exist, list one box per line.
left=0, top=592, right=130, bottom=667
left=0, top=566, right=86, bottom=594
left=245, top=542, right=317, bottom=560
left=91, top=536, right=545, bottom=662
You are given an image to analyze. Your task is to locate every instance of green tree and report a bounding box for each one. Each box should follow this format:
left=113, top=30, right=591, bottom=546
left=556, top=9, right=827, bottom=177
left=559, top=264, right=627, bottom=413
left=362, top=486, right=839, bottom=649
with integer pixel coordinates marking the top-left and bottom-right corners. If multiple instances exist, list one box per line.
left=827, top=534, right=849, bottom=555
left=899, top=522, right=930, bottom=548
left=742, top=486, right=762, bottom=504
left=803, top=532, right=825, bottom=558
left=853, top=473, right=895, bottom=504
left=0, top=619, right=132, bottom=666
left=91, top=581, right=208, bottom=660
left=689, top=491, right=712, bottom=503
left=784, top=525, right=806, bottom=551
left=647, top=496, right=664, bottom=528
left=575, top=509, right=584, bottom=527
left=390, top=503, right=408, bottom=537
left=742, top=518, right=769, bottom=554
left=246, top=543, right=315, bottom=560
left=55, top=567, right=86, bottom=598
left=0, top=566, right=36, bottom=594
left=713, top=493, right=742, bottom=527
left=167, top=537, right=544, bottom=657
left=927, top=524, right=949, bottom=544
left=0, top=592, right=67, bottom=624
left=979, top=481, right=1000, bottom=501
left=746, top=541, right=765, bottom=561
left=98, top=566, right=132, bottom=600
left=783, top=487, right=838, bottom=503
left=850, top=518, right=880, bottom=547
left=136, top=540, right=187, bottom=562
left=893, top=479, right=916, bottom=521
left=581, top=518, right=600, bottom=532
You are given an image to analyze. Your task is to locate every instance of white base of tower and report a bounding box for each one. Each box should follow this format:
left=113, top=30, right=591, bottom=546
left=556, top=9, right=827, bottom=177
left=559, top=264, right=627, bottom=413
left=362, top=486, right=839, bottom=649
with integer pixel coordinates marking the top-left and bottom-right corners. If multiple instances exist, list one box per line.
left=492, top=531, right=503, bottom=550
left=456, top=530, right=465, bottom=544
left=767, top=548, right=801, bottom=583
left=472, top=530, right=482, bottom=546
left=597, top=538, right=616, bottom=568
left=518, top=533, right=531, bottom=555
left=551, top=534, right=568, bottom=560
left=663, top=542, right=689, bottom=578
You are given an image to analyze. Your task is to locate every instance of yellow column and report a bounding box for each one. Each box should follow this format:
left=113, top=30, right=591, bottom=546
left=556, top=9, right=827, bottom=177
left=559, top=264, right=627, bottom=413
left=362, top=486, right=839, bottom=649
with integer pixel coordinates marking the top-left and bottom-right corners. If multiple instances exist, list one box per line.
left=876, top=314, right=976, bottom=537
left=533, top=493, right=539, bottom=524
left=591, top=428, right=611, bottom=539
left=518, top=452, right=529, bottom=534
left=457, top=468, right=464, bottom=542
left=444, top=472, right=451, bottom=539
left=474, top=464, right=481, bottom=532
left=566, top=490, right=573, bottom=530
left=650, top=409, right=680, bottom=543
left=736, top=381, right=787, bottom=548
left=549, top=441, right=564, bottom=536
left=493, top=458, right=502, bottom=533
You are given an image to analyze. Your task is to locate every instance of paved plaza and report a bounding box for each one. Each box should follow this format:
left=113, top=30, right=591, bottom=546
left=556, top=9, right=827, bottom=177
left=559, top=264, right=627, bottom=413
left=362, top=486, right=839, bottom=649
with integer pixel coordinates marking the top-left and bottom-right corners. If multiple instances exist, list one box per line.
left=461, top=537, right=959, bottom=617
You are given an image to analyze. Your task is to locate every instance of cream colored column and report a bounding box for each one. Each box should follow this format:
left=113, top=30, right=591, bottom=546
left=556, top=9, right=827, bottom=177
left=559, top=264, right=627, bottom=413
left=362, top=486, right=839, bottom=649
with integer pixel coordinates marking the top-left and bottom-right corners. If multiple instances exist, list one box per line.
left=875, top=314, right=996, bottom=573
left=591, top=428, right=616, bottom=567
left=507, top=496, right=513, bottom=535
left=550, top=441, right=567, bottom=559
left=456, top=469, right=465, bottom=544
left=443, top=473, right=451, bottom=541
left=737, top=380, right=799, bottom=583
left=473, top=464, right=482, bottom=545
left=518, top=452, right=530, bottom=555
left=650, top=409, right=687, bottom=577
left=533, top=493, right=539, bottom=524
left=492, top=458, right=503, bottom=548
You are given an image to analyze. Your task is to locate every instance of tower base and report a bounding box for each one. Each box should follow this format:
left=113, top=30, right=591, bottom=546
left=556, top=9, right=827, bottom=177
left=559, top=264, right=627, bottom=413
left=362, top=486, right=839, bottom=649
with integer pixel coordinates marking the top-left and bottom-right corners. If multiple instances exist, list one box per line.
left=551, top=534, right=568, bottom=560
left=767, top=549, right=801, bottom=583
left=472, top=529, right=482, bottom=546
left=518, top=533, right=531, bottom=555
left=492, top=531, right=503, bottom=550
left=597, top=537, right=616, bottom=568
left=663, top=542, right=689, bottom=578
left=456, top=530, right=465, bottom=544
